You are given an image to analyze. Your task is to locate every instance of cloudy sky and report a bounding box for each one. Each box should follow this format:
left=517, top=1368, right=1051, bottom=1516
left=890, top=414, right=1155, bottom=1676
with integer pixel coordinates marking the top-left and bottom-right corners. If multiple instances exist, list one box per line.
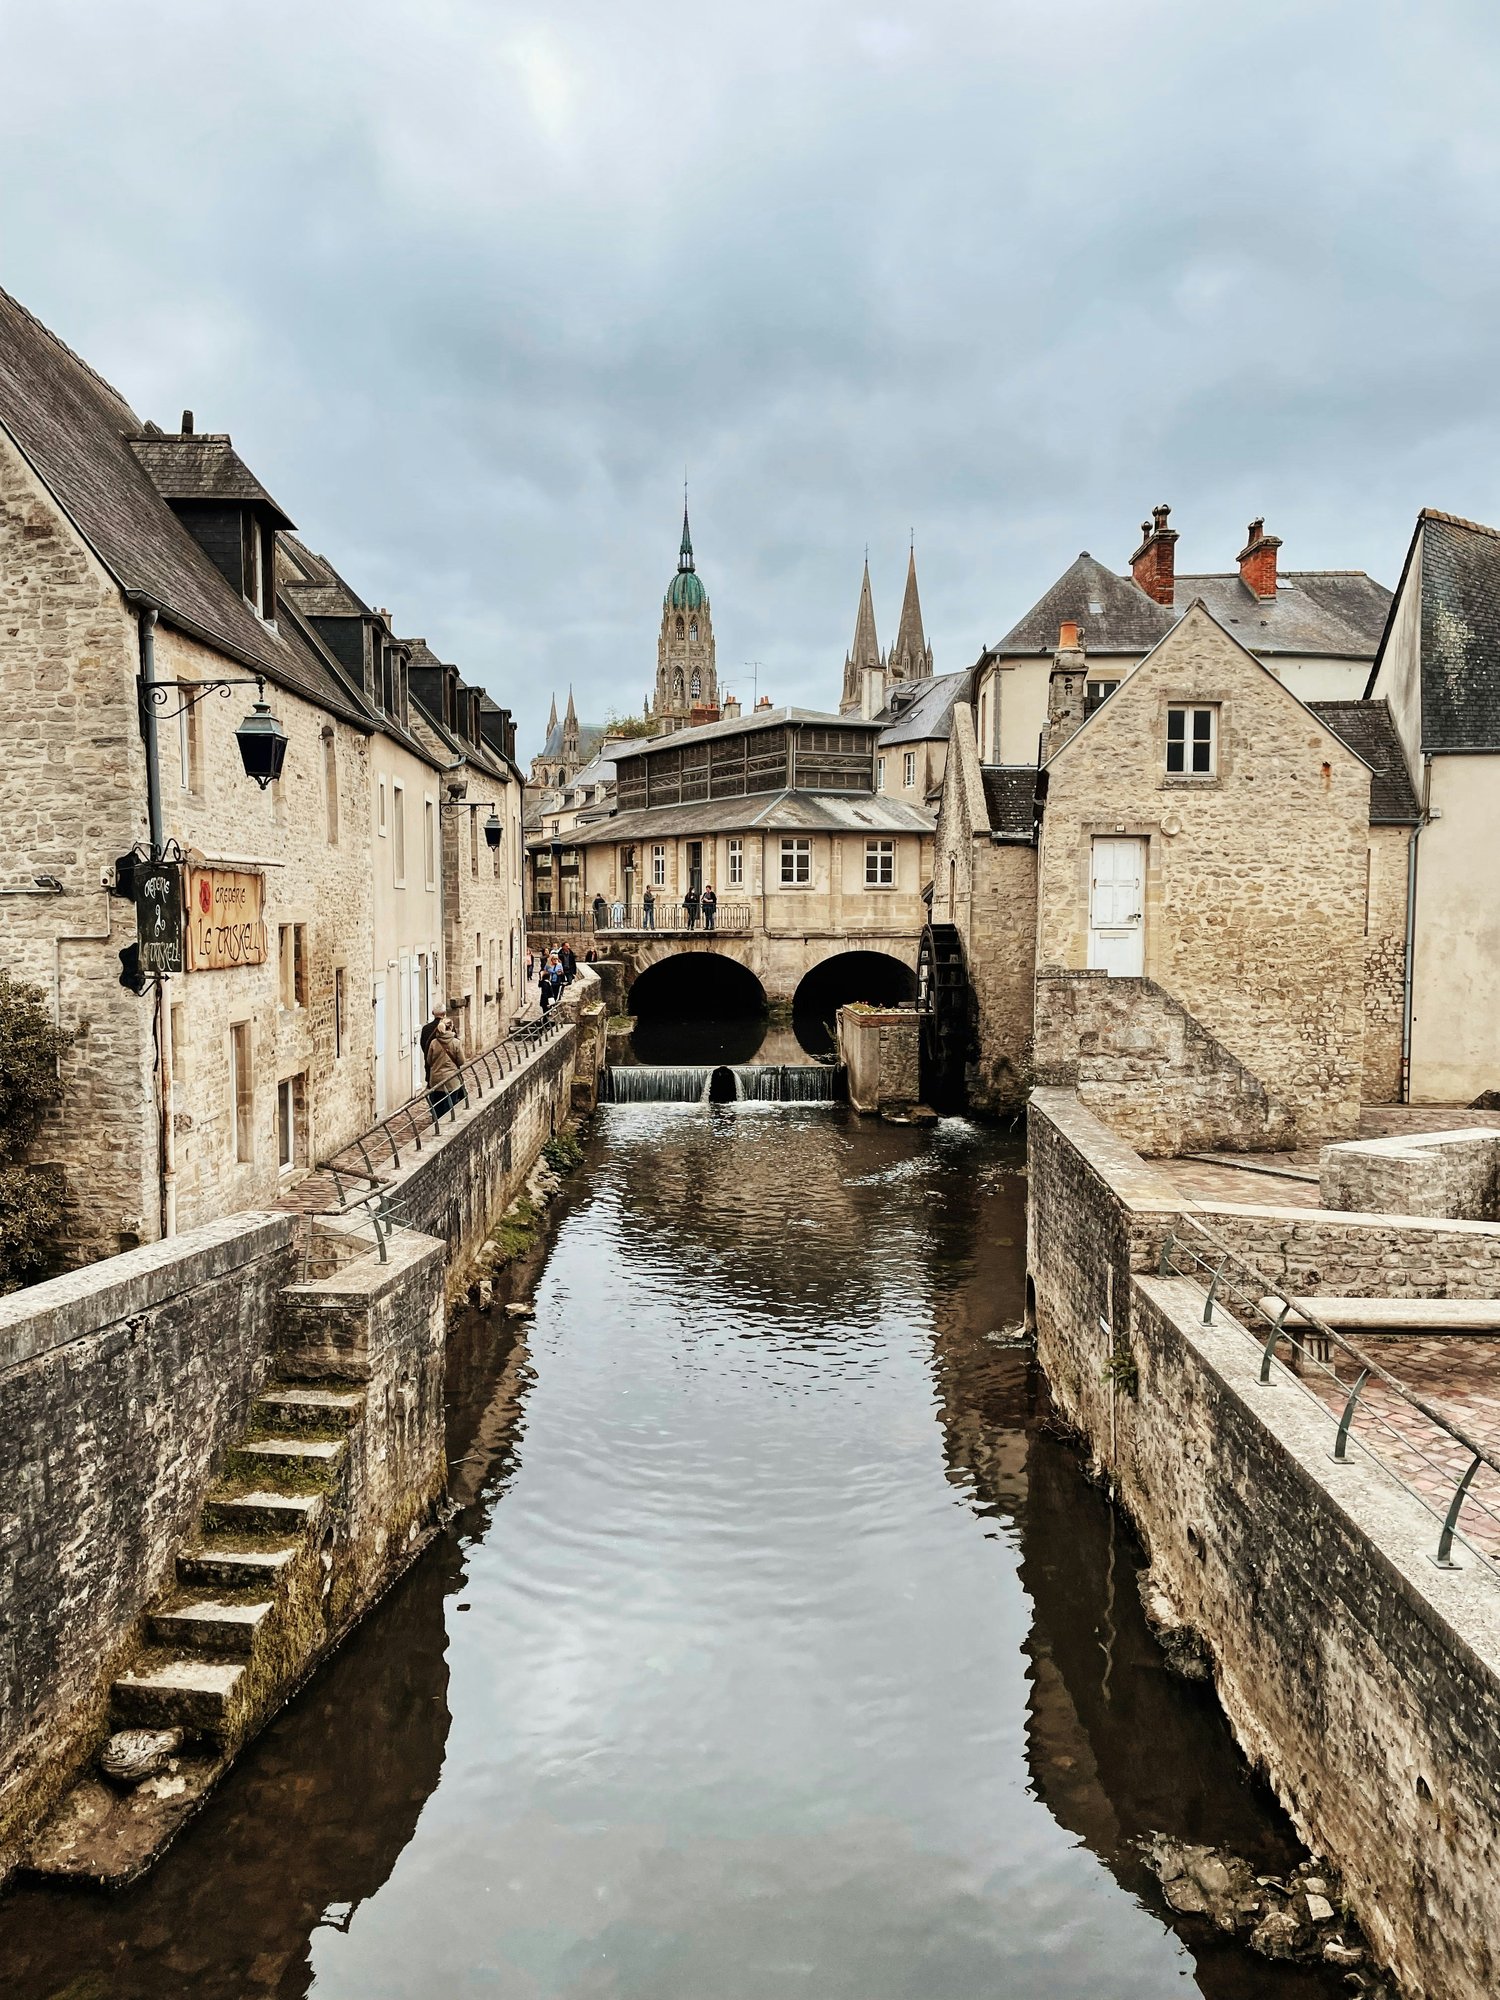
left=7, top=0, right=1500, bottom=754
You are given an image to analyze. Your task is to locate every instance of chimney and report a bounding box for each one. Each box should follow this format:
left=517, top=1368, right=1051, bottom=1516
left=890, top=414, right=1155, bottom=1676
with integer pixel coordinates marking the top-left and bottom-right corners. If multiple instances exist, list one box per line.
left=755, top=694, right=772, bottom=710
left=1045, top=621, right=1088, bottom=761
left=180, top=409, right=194, bottom=435
left=722, top=692, right=741, bottom=719
left=1237, top=517, right=1282, bottom=599
left=1129, top=503, right=1177, bottom=605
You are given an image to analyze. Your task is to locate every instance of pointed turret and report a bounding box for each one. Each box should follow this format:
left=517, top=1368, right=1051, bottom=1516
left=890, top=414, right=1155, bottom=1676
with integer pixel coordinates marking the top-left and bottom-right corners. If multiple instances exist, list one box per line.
left=546, top=691, right=559, bottom=740
left=888, top=545, right=934, bottom=681
left=840, top=558, right=884, bottom=716
left=562, top=686, right=580, bottom=758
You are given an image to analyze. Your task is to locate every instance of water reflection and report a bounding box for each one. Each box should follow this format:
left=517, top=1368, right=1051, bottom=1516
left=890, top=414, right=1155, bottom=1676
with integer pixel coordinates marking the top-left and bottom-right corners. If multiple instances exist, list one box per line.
left=0, top=1110, right=1346, bottom=1999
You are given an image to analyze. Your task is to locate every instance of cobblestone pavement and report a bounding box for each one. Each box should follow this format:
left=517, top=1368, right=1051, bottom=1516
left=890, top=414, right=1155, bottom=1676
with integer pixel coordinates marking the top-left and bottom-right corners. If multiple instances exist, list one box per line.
left=1302, top=1336, right=1500, bottom=1564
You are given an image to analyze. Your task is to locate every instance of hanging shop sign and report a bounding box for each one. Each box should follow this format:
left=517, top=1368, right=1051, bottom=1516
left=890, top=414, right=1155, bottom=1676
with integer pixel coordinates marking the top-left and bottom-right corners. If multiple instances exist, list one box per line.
left=135, top=858, right=185, bottom=977
left=185, top=867, right=268, bottom=971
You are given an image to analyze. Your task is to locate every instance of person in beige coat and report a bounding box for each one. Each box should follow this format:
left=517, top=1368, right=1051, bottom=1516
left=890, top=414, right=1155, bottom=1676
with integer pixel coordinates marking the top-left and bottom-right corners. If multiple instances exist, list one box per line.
left=424, top=1004, right=467, bottom=1121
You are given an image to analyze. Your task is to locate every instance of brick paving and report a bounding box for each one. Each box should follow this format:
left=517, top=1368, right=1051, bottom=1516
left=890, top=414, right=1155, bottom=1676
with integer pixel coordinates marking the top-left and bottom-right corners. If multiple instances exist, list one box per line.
left=1160, top=1105, right=1500, bottom=1214
left=1301, top=1336, right=1500, bottom=1564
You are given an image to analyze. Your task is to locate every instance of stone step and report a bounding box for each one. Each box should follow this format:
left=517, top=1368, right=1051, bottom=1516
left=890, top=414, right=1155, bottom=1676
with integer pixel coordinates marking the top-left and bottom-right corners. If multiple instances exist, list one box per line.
left=177, top=1542, right=300, bottom=1591
left=254, top=1384, right=365, bottom=1434
left=112, top=1656, right=245, bottom=1734
left=202, top=1488, right=322, bottom=1536
left=148, top=1599, right=273, bottom=1656
left=227, top=1437, right=345, bottom=1490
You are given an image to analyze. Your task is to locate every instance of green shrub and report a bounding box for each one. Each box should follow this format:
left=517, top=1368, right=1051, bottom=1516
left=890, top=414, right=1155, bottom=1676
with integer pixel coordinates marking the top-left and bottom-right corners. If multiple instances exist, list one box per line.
left=542, top=1132, right=583, bottom=1175
left=0, top=971, right=74, bottom=1291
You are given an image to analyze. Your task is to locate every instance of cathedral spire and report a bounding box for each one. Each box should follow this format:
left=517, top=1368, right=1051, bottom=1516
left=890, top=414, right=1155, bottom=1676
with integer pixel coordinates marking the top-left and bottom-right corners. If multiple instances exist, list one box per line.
left=840, top=557, right=883, bottom=715
left=889, top=543, right=934, bottom=681
left=679, top=497, right=695, bottom=573
left=546, top=691, right=559, bottom=737
left=562, top=686, right=579, bottom=757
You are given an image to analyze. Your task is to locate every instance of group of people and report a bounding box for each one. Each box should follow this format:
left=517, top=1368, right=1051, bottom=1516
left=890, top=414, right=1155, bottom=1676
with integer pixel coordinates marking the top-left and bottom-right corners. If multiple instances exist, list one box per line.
left=594, top=885, right=718, bottom=932
left=535, top=942, right=577, bottom=1014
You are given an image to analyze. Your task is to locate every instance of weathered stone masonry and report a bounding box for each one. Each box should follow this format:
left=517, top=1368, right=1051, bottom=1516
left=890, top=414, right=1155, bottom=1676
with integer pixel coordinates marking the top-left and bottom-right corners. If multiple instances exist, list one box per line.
left=1029, top=1088, right=1500, bottom=2000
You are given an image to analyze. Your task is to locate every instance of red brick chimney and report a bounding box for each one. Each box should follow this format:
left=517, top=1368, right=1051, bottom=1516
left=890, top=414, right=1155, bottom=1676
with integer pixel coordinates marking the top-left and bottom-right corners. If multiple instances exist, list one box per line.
left=1129, top=503, right=1178, bottom=605
left=1237, top=518, right=1282, bottom=599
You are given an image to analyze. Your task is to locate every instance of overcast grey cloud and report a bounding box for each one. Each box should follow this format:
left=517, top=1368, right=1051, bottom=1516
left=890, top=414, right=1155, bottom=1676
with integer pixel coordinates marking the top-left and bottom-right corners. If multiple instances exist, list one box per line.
left=6, top=0, right=1500, bottom=752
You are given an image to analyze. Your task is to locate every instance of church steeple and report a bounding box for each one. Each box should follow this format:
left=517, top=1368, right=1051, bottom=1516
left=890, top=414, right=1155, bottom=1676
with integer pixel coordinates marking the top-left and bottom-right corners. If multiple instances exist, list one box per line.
left=840, top=558, right=884, bottom=716
left=546, top=691, right=559, bottom=738
left=651, top=501, right=717, bottom=732
left=888, top=544, right=934, bottom=682
left=563, top=686, right=580, bottom=759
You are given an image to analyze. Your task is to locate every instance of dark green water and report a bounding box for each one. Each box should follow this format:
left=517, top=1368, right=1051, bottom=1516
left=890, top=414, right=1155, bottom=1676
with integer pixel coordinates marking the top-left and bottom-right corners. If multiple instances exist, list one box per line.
left=0, top=1107, right=1345, bottom=1998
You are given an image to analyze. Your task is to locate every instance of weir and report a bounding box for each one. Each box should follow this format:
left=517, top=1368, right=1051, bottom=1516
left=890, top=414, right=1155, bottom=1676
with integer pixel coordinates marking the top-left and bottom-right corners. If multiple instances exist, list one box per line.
left=603, top=1062, right=843, bottom=1104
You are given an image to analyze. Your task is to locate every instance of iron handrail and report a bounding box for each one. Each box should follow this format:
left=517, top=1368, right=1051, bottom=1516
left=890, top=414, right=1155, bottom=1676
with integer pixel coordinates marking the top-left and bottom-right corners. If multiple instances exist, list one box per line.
left=1157, top=1213, right=1500, bottom=1574
left=527, top=903, right=754, bottom=935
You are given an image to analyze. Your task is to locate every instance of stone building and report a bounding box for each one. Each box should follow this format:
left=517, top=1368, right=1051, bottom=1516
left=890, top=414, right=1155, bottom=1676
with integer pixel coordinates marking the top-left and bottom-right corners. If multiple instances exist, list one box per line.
left=0, top=287, right=524, bottom=1266
left=874, top=670, right=966, bottom=806
left=529, top=688, right=605, bottom=791
left=972, top=505, right=1391, bottom=767
left=1364, top=507, right=1500, bottom=1103
left=932, top=605, right=1378, bottom=1147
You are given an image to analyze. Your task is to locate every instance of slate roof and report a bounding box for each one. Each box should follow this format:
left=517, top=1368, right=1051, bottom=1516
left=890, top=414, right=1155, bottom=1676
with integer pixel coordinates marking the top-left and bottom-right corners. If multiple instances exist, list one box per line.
left=875, top=671, right=966, bottom=745
left=980, top=765, right=1039, bottom=839
left=1177, top=571, right=1391, bottom=657
left=1405, top=510, right=1500, bottom=753
left=993, top=549, right=1390, bottom=663
left=564, top=789, right=932, bottom=847
left=1307, top=700, right=1421, bottom=824
left=538, top=716, right=607, bottom=762
left=128, top=434, right=293, bottom=523
left=993, top=554, right=1176, bottom=656
left=612, top=705, right=879, bottom=761
left=0, top=288, right=362, bottom=719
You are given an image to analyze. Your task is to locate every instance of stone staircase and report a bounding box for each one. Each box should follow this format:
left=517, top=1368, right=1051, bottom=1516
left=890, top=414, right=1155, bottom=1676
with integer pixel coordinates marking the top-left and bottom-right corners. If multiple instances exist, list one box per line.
left=1033, top=968, right=1295, bottom=1157
left=28, top=1378, right=369, bottom=1885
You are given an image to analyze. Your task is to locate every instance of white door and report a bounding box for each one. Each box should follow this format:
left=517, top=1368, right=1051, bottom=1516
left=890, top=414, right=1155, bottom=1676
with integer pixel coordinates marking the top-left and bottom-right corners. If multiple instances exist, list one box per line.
left=373, top=979, right=388, bottom=1117
left=1089, top=837, right=1145, bottom=976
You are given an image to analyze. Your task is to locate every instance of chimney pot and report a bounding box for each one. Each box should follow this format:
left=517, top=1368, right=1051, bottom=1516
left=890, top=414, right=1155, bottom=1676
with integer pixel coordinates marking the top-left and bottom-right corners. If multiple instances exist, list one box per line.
left=1129, top=502, right=1178, bottom=606
left=1237, top=517, right=1282, bottom=599
left=180, top=409, right=194, bottom=434
left=1058, top=620, right=1080, bottom=651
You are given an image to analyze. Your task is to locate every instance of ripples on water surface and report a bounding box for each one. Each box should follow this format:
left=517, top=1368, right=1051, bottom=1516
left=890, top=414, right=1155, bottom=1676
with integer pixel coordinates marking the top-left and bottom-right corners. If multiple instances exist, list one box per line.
left=0, top=1107, right=1346, bottom=1999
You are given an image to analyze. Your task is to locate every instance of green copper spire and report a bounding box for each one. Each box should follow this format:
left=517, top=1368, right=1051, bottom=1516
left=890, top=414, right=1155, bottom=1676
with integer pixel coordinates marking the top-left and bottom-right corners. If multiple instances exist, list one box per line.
left=667, top=498, right=706, bottom=610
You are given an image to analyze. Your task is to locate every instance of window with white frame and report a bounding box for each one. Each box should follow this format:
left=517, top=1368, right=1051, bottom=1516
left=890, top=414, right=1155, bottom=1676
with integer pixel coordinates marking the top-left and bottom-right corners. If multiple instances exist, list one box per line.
left=424, top=798, right=437, bottom=889
left=651, top=843, right=666, bottom=886
left=876, top=756, right=886, bottom=793
left=377, top=777, right=388, bottom=837
left=277, top=1073, right=307, bottom=1173
left=902, top=751, right=915, bottom=789
left=727, top=837, right=743, bottom=887
left=392, top=784, right=407, bottom=883
left=780, top=836, right=811, bottom=885
left=178, top=699, right=199, bottom=794
left=1085, top=678, right=1120, bottom=717
left=1166, top=704, right=1218, bottom=776
left=230, top=1022, right=253, bottom=1163
left=864, top=838, right=895, bottom=887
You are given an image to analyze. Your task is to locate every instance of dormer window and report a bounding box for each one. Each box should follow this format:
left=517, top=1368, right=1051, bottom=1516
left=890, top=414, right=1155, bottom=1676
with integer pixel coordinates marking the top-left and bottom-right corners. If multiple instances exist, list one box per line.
left=241, top=511, right=275, bottom=620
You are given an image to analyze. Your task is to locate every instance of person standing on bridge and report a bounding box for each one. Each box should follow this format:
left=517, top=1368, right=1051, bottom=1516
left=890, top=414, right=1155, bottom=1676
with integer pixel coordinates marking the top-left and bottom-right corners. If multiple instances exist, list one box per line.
left=683, top=884, right=701, bottom=930
left=701, top=884, right=717, bottom=932
left=642, top=886, right=655, bottom=929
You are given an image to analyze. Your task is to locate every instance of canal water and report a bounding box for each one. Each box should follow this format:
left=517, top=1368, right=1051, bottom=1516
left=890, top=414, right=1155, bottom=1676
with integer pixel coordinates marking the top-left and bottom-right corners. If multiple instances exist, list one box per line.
left=0, top=1106, right=1347, bottom=2000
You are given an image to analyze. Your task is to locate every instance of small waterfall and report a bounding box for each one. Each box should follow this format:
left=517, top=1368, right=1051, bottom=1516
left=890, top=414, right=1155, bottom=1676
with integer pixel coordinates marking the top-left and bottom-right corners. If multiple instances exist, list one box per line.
left=605, top=1065, right=713, bottom=1103
left=604, top=1063, right=844, bottom=1105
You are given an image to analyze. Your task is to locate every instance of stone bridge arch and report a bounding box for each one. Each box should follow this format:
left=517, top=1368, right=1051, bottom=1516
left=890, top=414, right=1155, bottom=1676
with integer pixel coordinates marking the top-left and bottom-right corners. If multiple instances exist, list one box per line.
left=604, top=931, right=920, bottom=1008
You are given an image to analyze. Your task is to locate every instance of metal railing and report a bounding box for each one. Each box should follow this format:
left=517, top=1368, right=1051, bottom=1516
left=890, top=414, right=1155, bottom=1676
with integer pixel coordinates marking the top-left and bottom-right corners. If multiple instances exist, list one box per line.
left=308, top=1014, right=570, bottom=1243
left=528, top=902, right=754, bottom=935
left=1157, top=1213, right=1500, bottom=1575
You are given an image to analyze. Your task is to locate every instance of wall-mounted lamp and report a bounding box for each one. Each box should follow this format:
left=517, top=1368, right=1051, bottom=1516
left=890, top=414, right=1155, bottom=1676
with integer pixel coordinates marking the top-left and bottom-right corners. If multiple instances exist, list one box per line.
left=441, top=799, right=504, bottom=849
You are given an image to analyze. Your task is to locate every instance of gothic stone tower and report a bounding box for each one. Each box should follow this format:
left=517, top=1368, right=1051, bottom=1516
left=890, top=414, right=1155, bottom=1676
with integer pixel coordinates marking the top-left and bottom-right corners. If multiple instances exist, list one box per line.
left=652, top=503, right=717, bottom=732
left=840, top=547, right=933, bottom=717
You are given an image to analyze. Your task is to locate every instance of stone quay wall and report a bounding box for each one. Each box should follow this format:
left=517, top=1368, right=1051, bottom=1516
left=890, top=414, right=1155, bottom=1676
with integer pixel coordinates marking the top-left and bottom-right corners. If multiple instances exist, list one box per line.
left=1318, top=1128, right=1500, bottom=1225
left=0, top=1212, right=298, bottom=1877
left=1029, top=1088, right=1500, bottom=2000
left=1198, top=1200, right=1500, bottom=1301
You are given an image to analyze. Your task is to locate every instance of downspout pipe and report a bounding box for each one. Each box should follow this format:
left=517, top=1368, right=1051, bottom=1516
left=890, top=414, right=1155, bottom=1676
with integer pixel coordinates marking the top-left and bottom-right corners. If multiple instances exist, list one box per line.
left=134, top=600, right=176, bottom=1237
left=1399, top=752, right=1432, bottom=1105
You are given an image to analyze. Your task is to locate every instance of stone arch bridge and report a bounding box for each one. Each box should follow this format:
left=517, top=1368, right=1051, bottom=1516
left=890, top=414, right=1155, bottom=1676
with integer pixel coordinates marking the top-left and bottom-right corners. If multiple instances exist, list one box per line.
left=527, top=921, right=919, bottom=1010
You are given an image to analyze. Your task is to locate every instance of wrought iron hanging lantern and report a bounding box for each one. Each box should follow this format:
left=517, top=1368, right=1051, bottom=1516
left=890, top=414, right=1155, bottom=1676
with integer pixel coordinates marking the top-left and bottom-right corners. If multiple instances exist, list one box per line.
left=235, top=692, right=289, bottom=789
left=484, top=808, right=503, bottom=850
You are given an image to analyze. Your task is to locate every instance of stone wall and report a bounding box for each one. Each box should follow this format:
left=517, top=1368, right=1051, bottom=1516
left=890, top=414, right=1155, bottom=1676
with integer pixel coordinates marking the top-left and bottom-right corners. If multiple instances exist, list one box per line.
left=1035, top=606, right=1369, bottom=1141
left=0, top=1211, right=297, bottom=1873
left=930, top=702, right=1038, bottom=1114
left=0, top=427, right=157, bottom=1263
left=837, top=1005, right=922, bottom=1115
left=1029, top=1088, right=1500, bottom=2000
left=1363, top=824, right=1409, bottom=1105
left=1197, top=1200, right=1500, bottom=1299
left=1033, top=967, right=1295, bottom=1154
left=1320, top=1128, right=1500, bottom=1221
